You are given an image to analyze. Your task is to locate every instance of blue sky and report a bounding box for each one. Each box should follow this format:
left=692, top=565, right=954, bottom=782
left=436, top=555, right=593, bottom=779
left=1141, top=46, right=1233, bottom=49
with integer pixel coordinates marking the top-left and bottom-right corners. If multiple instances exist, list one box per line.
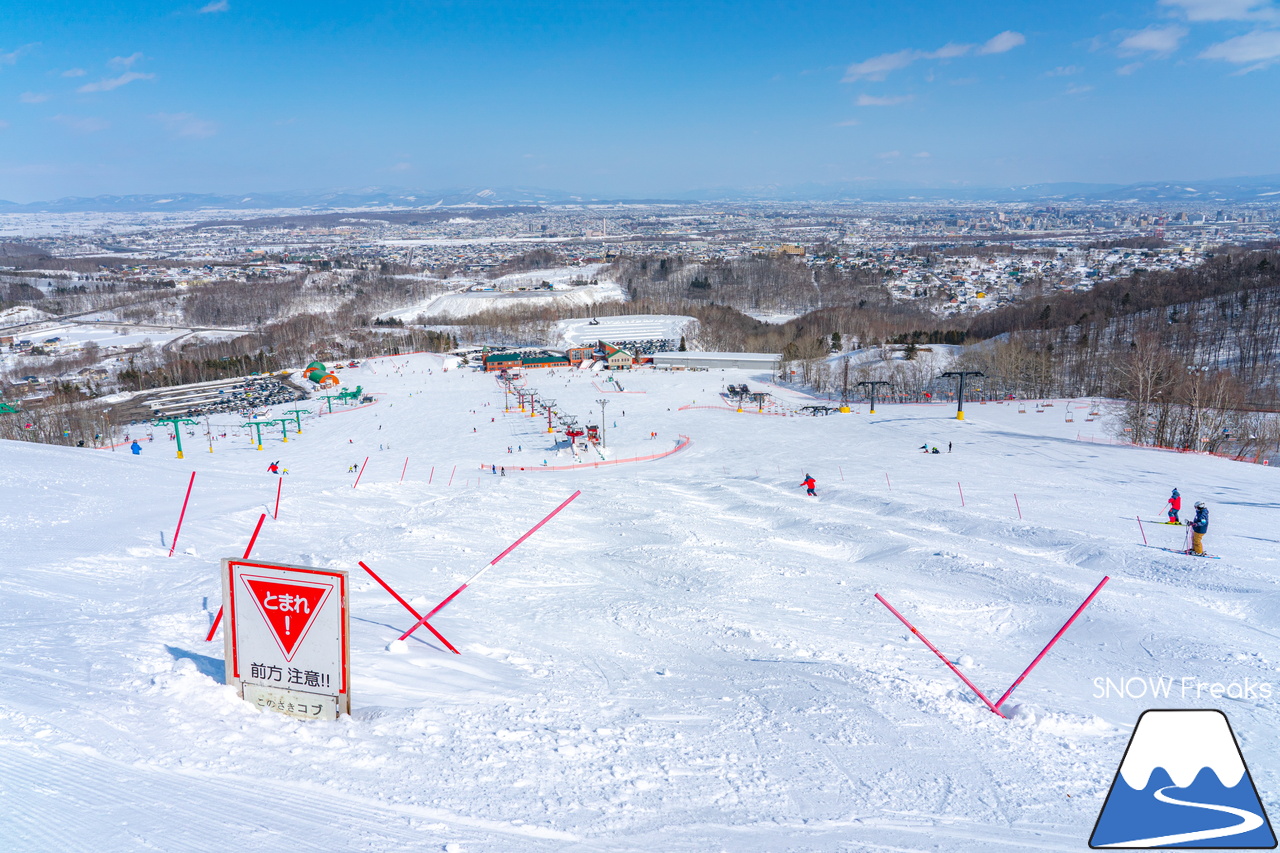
left=2, top=0, right=1279, bottom=201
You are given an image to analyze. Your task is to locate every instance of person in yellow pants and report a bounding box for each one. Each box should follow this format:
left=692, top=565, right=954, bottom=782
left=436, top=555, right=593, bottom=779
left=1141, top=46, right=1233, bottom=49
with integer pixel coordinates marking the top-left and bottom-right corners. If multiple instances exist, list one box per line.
left=1187, top=501, right=1209, bottom=555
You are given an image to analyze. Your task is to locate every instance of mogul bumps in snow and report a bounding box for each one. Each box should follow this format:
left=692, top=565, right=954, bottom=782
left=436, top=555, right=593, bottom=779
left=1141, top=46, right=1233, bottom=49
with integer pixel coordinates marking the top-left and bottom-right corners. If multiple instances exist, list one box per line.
left=800, top=474, right=816, bottom=496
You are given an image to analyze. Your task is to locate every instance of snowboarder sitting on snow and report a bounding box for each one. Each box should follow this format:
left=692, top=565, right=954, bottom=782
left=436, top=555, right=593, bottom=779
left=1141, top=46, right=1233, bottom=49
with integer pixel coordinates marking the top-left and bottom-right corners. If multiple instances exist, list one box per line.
left=1187, top=502, right=1209, bottom=555
left=268, top=461, right=280, bottom=474
left=1166, top=488, right=1181, bottom=524
left=800, top=474, right=817, bottom=496
left=931, top=447, right=940, bottom=454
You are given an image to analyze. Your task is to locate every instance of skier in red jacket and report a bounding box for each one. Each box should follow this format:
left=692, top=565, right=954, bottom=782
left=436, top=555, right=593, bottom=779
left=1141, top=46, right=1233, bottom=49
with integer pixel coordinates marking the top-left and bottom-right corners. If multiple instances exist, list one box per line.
left=1166, top=488, right=1181, bottom=524
left=800, top=474, right=816, bottom=496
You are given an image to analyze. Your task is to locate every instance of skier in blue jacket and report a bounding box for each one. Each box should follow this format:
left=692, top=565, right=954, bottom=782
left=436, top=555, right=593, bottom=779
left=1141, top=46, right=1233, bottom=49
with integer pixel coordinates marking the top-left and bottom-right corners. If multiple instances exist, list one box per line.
left=1187, top=502, right=1209, bottom=556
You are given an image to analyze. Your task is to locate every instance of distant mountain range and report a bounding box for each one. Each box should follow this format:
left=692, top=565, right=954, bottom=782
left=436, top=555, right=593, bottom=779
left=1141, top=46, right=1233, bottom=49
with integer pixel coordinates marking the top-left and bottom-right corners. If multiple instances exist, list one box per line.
left=2, top=176, right=1279, bottom=212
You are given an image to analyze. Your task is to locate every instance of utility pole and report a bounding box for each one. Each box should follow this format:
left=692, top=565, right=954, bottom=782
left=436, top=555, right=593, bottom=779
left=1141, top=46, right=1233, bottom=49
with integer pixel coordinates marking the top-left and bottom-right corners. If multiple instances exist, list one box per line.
left=856, top=381, right=892, bottom=414
left=940, top=371, right=984, bottom=420
left=596, top=398, right=609, bottom=447
left=153, top=416, right=200, bottom=459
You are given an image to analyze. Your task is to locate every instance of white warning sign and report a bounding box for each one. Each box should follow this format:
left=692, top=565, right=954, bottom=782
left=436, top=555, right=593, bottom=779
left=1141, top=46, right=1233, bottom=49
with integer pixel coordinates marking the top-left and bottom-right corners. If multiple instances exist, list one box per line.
left=222, top=559, right=350, bottom=720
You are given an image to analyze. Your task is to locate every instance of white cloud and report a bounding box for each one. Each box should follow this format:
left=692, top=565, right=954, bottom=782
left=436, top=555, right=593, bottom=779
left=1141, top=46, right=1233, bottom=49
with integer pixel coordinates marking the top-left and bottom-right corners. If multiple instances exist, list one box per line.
left=856, top=94, right=914, bottom=106
left=51, top=114, right=109, bottom=133
left=844, top=32, right=1024, bottom=81
left=1066, top=83, right=1095, bottom=94
left=77, top=71, right=155, bottom=93
left=844, top=49, right=924, bottom=81
left=61, top=68, right=86, bottom=78
left=1159, top=0, right=1279, bottom=22
left=1119, top=24, right=1189, bottom=55
left=109, top=52, right=144, bottom=69
left=877, top=150, right=902, bottom=159
left=1046, top=65, right=1084, bottom=76
left=1117, top=61, right=1144, bottom=74
left=152, top=112, right=218, bottom=138
left=0, top=43, right=39, bottom=67
left=979, top=31, right=1027, bottom=54
left=199, top=0, right=230, bottom=12
left=1200, top=29, right=1280, bottom=68
left=20, top=92, right=50, bottom=104
left=389, top=161, right=413, bottom=172
left=913, top=151, right=931, bottom=158
left=834, top=118, right=861, bottom=127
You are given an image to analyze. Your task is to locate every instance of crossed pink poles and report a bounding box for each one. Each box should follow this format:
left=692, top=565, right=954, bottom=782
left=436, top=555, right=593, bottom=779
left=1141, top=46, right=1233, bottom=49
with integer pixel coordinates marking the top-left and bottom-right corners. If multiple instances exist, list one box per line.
left=876, top=576, right=1110, bottom=719
left=361, top=491, right=582, bottom=654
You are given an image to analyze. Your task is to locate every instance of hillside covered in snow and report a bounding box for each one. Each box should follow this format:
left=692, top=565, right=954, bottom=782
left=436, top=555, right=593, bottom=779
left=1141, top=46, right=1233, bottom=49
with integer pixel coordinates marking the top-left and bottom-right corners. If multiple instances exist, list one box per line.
left=2, top=353, right=1278, bottom=852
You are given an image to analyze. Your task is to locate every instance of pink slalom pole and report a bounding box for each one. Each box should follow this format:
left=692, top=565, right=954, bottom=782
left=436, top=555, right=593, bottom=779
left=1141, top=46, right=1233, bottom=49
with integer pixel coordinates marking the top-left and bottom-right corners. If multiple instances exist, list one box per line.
left=352, top=456, right=369, bottom=489
left=400, top=457, right=409, bottom=483
left=958, top=481, right=965, bottom=507
left=993, top=576, right=1110, bottom=711
left=1014, top=493, right=1022, bottom=519
left=205, top=513, right=267, bottom=642
left=358, top=561, right=459, bottom=654
left=400, top=490, right=583, bottom=641
left=875, top=593, right=1006, bottom=718
left=1136, top=515, right=1147, bottom=546
left=885, top=472, right=892, bottom=491
left=168, top=472, right=197, bottom=558
left=273, top=477, right=282, bottom=520
left=429, top=465, right=434, bottom=484
left=448, top=465, right=456, bottom=486
left=839, top=466, right=844, bottom=482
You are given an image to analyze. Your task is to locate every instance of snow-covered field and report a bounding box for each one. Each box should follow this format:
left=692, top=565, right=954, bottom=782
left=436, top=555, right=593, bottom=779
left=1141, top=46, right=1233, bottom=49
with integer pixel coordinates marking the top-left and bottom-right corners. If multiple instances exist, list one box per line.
left=3, top=354, right=1278, bottom=851
left=385, top=266, right=625, bottom=322
left=556, top=314, right=695, bottom=348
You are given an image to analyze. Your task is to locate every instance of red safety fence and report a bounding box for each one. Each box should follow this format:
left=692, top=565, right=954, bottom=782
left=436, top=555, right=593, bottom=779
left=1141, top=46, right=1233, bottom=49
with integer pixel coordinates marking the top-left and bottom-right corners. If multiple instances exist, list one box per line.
left=502, top=434, right=692, bottom=472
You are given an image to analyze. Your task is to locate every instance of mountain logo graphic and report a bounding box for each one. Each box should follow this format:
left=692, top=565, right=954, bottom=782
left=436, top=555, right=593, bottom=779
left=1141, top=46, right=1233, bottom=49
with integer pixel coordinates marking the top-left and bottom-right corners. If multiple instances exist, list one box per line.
left=1091, top=709, right=1276, bottom=848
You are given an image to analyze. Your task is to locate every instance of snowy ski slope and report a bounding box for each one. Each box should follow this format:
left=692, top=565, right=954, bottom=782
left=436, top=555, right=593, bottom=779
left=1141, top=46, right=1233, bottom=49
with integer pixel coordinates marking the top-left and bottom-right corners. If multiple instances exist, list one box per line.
left=1, top=353, right=1277, bottom=852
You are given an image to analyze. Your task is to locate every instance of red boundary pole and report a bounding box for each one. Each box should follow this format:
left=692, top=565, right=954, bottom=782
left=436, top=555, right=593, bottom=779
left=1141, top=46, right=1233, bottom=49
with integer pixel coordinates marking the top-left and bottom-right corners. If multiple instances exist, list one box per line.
left=958, top=481, right=965, bottom=507
left=400, top=490, right=583, bottom=640
left=448, top=465, right=456, bottom=486
left=205, top=513, right=267, bottom=642
left=993, top=576, right=1110, bottom=711
left=357, top=561, right=459, bottom=654
left=1136, top=515, right=1147, bottom=545
left=429, top=465, right=434, bottom=484
left=885, top=472, right=892, bottom=491
left=352, top=456, right=369, bottom=489
left=839, top=466, right=844, bottom=482
left=168, top=471, right=197, bottom=558
left=874, top=593, right=1006, bottom=718
left=400, top=457, right=408, bottom=483
left=273, top=477, right=282, bottom=520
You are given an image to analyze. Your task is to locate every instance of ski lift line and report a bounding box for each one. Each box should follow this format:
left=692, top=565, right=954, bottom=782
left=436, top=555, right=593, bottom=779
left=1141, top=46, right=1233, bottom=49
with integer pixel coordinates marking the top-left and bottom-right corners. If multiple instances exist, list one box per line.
left=992, top=575, right=1110, bottom=711
left=167, top=471, right=196, bottom=559
left=204, top=513, right=267, bottom=643
left=873, top=593, right=1007, bottom=718
left=357, top=561, right=459, bottom=654
left=399, top=490, right=583, bottom=641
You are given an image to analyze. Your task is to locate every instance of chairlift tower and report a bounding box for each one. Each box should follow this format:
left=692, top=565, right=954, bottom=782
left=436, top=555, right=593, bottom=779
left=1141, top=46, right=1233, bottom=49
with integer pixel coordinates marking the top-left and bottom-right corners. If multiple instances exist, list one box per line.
left=940, top=371, right=984, bottom=421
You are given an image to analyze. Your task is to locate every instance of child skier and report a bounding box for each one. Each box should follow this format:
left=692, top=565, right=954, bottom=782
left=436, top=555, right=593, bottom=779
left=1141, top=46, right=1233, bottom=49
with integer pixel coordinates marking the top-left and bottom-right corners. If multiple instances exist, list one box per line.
left=800, top=474, right=816, bottom=496
left=1187, top=502, right=1209, bottom=556
left=1166, top=488, right=1181, bottom=524
left=268, top=461, right=280, bottom=474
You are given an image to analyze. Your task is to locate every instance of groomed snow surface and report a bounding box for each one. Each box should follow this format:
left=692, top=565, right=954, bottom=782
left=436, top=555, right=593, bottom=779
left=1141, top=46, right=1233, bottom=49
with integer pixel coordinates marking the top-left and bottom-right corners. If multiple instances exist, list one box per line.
left=3, top=354, right=1278, bottom=852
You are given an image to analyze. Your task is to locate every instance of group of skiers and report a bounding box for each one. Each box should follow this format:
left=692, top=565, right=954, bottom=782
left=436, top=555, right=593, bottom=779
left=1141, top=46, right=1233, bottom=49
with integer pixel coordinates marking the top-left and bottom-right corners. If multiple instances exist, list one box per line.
left=1167, top=488, right=1210, bottom=556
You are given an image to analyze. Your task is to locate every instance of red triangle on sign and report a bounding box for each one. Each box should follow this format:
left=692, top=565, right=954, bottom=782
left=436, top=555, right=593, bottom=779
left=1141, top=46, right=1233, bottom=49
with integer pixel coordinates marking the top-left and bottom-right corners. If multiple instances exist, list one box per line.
left=241, top=575, right=334, bottom=660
